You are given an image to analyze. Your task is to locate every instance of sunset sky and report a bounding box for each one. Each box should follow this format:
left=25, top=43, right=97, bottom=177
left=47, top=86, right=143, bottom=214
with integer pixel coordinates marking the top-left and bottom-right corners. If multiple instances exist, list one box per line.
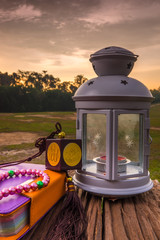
left=0, top=0, right=160, bottom=89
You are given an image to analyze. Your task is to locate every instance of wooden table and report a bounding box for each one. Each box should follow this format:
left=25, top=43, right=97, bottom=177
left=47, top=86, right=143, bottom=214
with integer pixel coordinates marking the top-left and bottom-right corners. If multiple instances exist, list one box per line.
left=21, top=180, right=160, bottom=240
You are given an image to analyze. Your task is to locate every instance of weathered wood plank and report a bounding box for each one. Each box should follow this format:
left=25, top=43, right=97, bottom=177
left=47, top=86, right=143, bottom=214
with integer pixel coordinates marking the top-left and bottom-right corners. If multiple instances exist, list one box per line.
left=104, top=200, right=114, bottom=240
left=122, top=197, right=144, bottom=240
left=94, top=197, right=103, bottom=240
left=110, top=200, right=128, bottom=240
left=134, top=186, right=160, bottom=240
left=87, top=195, right=103, bottom=240
left=145, top=182, right=160, bottom=220
left=134, top=195, right=158, bottom=240
left=87, top=196, right=98, bottom=240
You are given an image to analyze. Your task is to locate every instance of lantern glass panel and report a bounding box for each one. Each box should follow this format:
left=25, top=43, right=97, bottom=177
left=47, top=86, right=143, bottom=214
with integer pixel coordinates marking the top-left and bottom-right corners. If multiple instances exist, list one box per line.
left=117, top=113, right=144, bottom=177
left=83, top=114, right=106, bottom=175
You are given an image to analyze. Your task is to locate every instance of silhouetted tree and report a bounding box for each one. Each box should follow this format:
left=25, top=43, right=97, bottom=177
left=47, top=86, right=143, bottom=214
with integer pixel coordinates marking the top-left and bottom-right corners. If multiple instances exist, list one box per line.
left=69, top=74, right=88, bottom=94
left=58, top=81, right=71, bottom=92
left=0, top=70, right=89, bottom=112
left=150, top=87, right=160, bottom=104
left=0, top=72, right=12, bottom=86
left=14, top=70, right=60, bottom=90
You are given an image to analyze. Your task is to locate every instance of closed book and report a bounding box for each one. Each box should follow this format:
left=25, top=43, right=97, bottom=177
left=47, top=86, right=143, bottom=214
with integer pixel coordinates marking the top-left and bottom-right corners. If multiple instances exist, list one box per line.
left=0, top=163, right=66, bottom=240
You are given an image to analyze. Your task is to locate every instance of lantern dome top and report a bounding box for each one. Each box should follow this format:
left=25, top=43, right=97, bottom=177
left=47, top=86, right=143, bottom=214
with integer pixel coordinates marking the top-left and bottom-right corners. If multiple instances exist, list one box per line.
left=73, top=46, right=153, bottom=109
left=73, top=75, right=153, bottom=102
left=90, top=46, right=138, bottom=59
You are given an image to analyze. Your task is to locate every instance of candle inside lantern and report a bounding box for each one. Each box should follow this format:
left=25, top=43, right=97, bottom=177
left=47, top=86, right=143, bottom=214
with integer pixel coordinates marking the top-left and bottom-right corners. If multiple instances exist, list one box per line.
left=93, top=155, right=131, bottom=173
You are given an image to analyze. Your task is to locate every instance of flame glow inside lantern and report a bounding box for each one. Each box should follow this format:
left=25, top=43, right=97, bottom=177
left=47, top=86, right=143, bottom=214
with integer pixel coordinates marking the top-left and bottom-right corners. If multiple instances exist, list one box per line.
left=73, top=46, right=153, bottom=197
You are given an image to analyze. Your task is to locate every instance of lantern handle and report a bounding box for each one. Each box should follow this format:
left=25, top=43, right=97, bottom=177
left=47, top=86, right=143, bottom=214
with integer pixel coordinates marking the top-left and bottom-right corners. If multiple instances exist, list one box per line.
left=55, top=122, right=62, bottom=132
left=149, top=135, right=152, bottom=145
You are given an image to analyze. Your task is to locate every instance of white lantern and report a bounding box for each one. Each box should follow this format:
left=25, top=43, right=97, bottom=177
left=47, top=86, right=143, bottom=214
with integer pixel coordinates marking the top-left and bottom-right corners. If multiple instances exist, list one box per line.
left=73, top=46, right=153, bottom=197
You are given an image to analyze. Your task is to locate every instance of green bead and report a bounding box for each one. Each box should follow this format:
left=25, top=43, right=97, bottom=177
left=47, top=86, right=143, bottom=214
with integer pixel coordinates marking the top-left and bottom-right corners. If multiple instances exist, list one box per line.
left=8, top=170, right=15, bottom=177
left=37, top=181, right=44, bottom=189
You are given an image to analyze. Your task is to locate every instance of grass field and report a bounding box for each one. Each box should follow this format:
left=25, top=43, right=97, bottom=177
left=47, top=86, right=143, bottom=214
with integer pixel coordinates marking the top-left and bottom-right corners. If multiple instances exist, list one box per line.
left=0, top=112, right=76, bottom=135
left=149, top=104, right=160, bottom=181
left=0, top=112, right=76, bottom=164
left=0, top=106, right=159, bottom=181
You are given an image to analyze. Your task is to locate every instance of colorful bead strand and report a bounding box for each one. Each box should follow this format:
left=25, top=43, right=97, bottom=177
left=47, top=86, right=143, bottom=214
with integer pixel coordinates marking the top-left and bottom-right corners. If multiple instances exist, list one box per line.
left=0, top=169, right=50, bottom=200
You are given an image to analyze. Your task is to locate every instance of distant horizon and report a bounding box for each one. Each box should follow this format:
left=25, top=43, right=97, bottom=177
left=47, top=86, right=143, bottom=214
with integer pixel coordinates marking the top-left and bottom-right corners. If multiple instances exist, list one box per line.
left=0, top=68, right=159, bottom=90
left=0, top=0, right=160, bottom=90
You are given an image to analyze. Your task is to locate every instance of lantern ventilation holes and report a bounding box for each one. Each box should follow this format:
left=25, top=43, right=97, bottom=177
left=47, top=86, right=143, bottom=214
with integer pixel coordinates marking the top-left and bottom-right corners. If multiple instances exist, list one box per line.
left=121, top=80, right=128, bottom=85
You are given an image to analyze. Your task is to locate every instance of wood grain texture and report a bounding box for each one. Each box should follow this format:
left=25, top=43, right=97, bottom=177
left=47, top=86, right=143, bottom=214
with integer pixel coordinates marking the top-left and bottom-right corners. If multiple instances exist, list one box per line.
left=21, top=180, right=160, bottom=240
left=81, top=180, right=160, bottom=240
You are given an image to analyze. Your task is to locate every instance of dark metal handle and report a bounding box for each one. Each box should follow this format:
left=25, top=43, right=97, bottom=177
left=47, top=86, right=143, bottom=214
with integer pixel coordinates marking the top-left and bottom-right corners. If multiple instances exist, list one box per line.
left=55, top=122, right=62, bottom=133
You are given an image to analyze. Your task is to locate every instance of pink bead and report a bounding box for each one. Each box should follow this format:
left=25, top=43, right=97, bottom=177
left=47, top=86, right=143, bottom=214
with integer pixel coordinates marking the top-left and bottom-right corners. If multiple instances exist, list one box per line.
left=1, top=188, right=9, bottom=197
left=9, top=187, right=16, bottom=195
left=0, top=191, right=3, bottom=200
left=42, top=173, right=47, bottom=176
left=35, top=170, right=40, bottom=176
left=42, top=173, right=49, bottom=179
left=42, top=180, right=49, bottom=186
left=20, top=169, right=26, bottom=176
left=23, top=184, right=31, bottom=192
left=14, top=169, right=20, bottom=176
left=31, top=169, right=37, bottom=175
left=2, top=173, right=6, bottom=180
left=30, top=182, right=38, bottom=191
left=4, top=172, right=9, bottom=178
left=0, top=173, right=4, bottom=181
left=26, top=169, right=32, bottom=175
left=44, top=176, right=50, bottom=182
left=16, top=185, right=23, bottom=193
left=38, top=171, right=43, bottom=177
left=0, top=173, right=6, bottom=181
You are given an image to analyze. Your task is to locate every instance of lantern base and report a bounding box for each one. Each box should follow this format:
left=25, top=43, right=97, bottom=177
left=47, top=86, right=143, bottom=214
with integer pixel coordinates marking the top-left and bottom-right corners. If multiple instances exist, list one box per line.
left=73, top=171, right=153, bottom=197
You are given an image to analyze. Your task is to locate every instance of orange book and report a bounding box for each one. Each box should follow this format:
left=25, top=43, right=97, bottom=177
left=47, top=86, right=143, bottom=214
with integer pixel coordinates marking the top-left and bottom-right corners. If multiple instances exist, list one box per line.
left=0, top=163, right=66, bottom=240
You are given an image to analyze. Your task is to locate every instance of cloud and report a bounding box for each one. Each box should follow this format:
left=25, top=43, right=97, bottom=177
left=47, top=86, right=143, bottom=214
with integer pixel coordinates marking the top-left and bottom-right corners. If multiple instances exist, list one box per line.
left=0, top=0, right=160, bottom=88
left=0, top=43, right=91, bottom=77
left=53, top=20, right=66, bottom=29
left=49, top=40, right=56, bottom=46
left=38, top=48, right=90, bottom=70
left=79, top=0, right=160, bottom=26
left=0, top=4, right=42, bottom=22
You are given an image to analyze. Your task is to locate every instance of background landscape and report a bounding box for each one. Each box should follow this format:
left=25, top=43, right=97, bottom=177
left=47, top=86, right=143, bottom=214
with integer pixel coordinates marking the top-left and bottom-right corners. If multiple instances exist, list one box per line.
left=0, top=0, right=160, bottom=182
left=0, top=104, right=160, bottom=181
left=0, top=70, right=160, bottom=112
left=1, top=0, right=160, bottom=90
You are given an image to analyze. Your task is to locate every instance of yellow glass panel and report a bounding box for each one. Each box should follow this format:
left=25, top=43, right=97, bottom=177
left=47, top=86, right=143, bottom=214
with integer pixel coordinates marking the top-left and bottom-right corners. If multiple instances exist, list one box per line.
left=47, top=142, right=61, bottom=166
left=63, top=143, right=81, bottom=167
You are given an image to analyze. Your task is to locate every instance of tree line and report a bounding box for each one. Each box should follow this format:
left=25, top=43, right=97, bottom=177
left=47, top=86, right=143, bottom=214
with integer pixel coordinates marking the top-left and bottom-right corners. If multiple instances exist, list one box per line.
left=0, top=70, right=87, bottom=112
left=150, top=88, right=160, bottom=104
left=0, top=70, right=159, bottom=112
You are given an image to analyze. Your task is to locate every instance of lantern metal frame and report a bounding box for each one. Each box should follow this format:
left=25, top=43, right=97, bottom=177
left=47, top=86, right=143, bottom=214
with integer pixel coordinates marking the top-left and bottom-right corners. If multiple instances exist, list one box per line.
left=78, top=109, right=111, bottom=180
left=112, top=109, right=149, bottom=180
left=77, top=109, right=150, bottom=180
left=73, top=46, right=153, bottom=197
